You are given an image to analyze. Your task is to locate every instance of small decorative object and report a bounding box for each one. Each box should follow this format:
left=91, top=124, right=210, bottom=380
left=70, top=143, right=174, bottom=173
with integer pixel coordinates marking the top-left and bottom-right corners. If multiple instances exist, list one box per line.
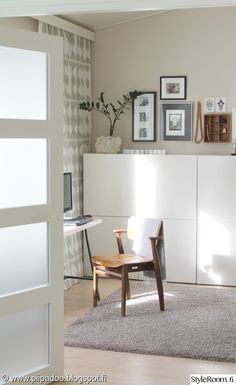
left=160, top=76, right=186, bottom=100
left=203, top=113, right=230, bottom=142
left=204, top=97, right=215, bottom=113
left=160, top=103, right=192, bottom=141
left=132, top=92, right=156, bottom=142
left=79, top=91, right=140, bottom=153
left=194, top=101, right=204, bottom=144
left=95, top=136, right=122, bottom=153
left=215, top=97, right=226, bottom=112
left=123, top=149, right=166, bottom=154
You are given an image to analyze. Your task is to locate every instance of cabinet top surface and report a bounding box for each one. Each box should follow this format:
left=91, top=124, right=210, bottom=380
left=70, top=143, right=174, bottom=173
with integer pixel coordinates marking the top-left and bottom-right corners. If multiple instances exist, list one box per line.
left=83, top=153, right=234, bottom=157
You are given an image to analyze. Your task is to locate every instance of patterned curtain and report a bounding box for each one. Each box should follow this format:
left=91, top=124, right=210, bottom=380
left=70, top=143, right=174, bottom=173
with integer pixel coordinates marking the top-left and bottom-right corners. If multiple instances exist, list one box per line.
left=38, top=22, right=92, bottom=289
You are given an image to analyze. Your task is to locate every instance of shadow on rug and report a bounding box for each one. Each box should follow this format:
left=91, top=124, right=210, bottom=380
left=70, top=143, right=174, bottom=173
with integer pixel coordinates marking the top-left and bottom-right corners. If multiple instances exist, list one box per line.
left=64, top=281, right=236, bottom=362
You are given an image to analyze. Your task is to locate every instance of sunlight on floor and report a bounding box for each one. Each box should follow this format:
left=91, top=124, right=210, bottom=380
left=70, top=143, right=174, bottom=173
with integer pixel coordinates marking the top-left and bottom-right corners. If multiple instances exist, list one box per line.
left=116, top=290, right=175, bottom=308
left=116, top=293, right=158, bottom=307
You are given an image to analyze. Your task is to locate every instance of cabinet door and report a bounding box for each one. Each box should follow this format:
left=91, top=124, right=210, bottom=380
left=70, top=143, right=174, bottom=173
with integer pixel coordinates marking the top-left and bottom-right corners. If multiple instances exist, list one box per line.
left=84, top=154, right=197, bottom=219
left=164, top=220, right=196, bottom=283
left=198, top=156, right=236, bottom=222
left=197, top=156, right=236, bottom=285
left=198, top=220, right=236, bottom=286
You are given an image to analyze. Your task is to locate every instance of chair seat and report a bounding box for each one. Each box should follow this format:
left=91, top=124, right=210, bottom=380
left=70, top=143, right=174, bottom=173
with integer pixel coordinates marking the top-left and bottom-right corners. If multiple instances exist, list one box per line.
left=92, top=253, right=152, bottom=268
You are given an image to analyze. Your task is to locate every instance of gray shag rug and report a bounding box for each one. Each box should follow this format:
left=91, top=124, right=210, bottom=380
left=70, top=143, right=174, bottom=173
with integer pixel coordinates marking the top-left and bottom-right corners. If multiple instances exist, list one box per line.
left=64, top=281, right=236, bottom=362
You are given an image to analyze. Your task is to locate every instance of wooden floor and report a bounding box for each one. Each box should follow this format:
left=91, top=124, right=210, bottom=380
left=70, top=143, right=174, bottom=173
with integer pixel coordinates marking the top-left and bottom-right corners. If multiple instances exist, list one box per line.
left=63, top=279, right=236, bottom=385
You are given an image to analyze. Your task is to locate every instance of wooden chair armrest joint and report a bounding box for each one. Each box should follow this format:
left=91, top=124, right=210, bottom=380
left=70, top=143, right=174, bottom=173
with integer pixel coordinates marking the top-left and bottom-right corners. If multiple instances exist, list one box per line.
left=113, top=229, right=127, bottom=234
left=113, top=229, right=126, bottom=254
left=149, top=236, right=164, bottom=241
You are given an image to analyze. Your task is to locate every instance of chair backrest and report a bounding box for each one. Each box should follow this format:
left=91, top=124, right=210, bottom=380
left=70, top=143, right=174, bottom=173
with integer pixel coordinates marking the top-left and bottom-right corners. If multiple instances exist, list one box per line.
left=127, top=216, right=162, bottom=259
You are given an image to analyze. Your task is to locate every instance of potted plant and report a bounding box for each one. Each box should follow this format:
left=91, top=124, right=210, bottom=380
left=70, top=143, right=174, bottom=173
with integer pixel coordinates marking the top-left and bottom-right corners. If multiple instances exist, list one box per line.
left=79, top=91, right=140, bottom=153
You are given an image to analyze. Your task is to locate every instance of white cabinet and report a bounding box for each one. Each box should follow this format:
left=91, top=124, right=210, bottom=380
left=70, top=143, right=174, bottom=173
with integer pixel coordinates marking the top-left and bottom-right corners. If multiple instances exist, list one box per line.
left=197, top=156, right=236, bottom=285
left=84, top=154, right=236, bottom=286
left=84, top=154, right=197, bottom=283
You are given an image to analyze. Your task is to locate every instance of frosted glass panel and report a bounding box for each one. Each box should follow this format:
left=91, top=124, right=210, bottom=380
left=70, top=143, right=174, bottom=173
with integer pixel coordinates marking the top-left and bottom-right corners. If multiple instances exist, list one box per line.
left=0, top=46, right=47, bottom=120
left=0, top=223, right=48, bottom=296
left=0, top=139, right=47, bottom=208
left=0, top=305, right=48, bottom=379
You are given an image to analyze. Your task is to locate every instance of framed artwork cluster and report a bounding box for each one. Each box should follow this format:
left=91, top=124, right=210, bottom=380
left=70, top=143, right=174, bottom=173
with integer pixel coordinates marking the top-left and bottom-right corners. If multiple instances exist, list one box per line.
left=204, top=97, right=226, bottom=113
left=132, top=75, right=193, bottom=142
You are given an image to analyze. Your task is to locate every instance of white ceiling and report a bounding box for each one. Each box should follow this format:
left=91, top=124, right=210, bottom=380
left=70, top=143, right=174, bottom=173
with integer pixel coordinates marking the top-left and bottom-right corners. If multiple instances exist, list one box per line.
left=1, top=0, right=236, bottom=18
left=58, top=10, right=167, bottom=31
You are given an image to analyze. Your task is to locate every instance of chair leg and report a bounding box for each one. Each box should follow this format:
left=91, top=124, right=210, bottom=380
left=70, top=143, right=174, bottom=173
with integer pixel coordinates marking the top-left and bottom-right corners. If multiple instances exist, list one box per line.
left=93, top=264, right=98, bottom=308
left=153, top=260, right=165, bottom=311
left=126, top=273, right=131, bottom=300
left=121, top=266, right=127, bottom=316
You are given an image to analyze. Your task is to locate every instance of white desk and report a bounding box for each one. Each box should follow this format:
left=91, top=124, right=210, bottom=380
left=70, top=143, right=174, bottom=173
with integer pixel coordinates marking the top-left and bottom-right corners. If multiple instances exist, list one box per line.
left=64, top=218, right=102, bottom=237
left=64, top=218, right=102, bottom=288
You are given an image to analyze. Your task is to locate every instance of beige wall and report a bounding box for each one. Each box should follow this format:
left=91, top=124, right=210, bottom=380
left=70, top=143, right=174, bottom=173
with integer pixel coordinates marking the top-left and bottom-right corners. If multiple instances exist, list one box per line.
left=0, top=17, right=37, bottom=31
left=91, top=7, right=236, bottom=154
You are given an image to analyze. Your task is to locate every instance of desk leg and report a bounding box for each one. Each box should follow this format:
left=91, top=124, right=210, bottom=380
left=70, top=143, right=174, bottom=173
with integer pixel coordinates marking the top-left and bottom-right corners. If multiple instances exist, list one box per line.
left=85, top=229, right=100, bottom=301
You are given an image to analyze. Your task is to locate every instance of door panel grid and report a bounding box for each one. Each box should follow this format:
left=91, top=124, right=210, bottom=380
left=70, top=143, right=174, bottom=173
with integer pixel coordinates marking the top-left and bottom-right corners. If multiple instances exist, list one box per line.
left=0, top=26, right=64, bottom=383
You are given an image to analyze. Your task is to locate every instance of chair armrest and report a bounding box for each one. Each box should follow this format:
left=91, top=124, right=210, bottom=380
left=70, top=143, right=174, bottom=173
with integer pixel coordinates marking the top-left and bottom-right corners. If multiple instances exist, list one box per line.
left=113, top=229, right=127, bottom=254
left=113, top=229, right=127, bottom=234
left=149, top=236, right=164, bottom=241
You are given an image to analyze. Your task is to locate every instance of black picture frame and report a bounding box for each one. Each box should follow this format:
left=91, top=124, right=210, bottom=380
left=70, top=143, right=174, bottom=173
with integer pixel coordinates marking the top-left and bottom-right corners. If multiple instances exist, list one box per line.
left=160, top=76, right=187, bottom=100
left=132, top=92, right=156, bottom=142
left=160, top=102, right=192, bottom=141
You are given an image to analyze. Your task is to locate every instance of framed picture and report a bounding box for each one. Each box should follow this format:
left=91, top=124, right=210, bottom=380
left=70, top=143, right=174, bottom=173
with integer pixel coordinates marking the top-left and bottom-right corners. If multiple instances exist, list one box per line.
left=215, top=97, right=226, bottom=112
left=160, top=103, right=192, bottom=141
left=160, top=76, right=186, bottom=100
left=132, top=92, right=156, bottom=141
left=204, top=97, right=215, bottom=113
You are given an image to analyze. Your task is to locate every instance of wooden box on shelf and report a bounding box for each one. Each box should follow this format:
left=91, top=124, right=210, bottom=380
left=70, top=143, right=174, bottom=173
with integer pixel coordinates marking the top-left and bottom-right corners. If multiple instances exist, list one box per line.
left=204, top=113, right=231, bottom=143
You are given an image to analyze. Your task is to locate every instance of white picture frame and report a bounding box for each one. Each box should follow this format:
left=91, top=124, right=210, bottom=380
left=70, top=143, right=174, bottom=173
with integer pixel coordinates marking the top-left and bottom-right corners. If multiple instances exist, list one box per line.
left=215, top=97, right=226, bottom=112
left=204, top=98, right=215, bottom=113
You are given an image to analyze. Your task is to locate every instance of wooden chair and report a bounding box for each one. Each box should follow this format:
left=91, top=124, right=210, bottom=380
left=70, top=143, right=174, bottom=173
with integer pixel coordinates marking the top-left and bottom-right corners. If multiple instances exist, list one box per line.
left=92, top=217, right=165, bottom=316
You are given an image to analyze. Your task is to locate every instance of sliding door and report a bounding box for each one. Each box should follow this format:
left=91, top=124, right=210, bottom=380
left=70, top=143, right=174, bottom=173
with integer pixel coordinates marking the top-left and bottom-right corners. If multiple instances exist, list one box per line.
left=0, top=26, right=64, bottom=383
